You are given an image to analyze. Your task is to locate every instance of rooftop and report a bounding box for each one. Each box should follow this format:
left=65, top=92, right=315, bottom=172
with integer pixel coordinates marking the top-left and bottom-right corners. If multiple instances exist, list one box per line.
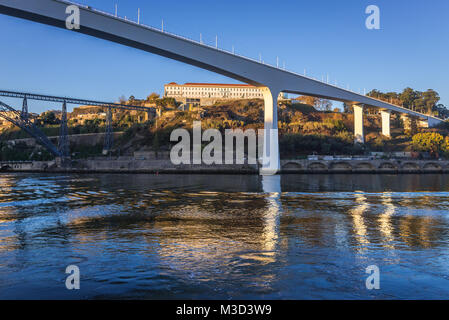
left=165, top=82, right=255, bottom=88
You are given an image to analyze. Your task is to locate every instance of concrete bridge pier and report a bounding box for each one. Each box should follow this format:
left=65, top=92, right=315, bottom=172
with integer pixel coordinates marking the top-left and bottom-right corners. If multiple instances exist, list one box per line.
left=401, top=114, right=419, bottom=133
left=144, top=110, right=153, bottom=122
left=381, top=110, right=391, bottom=137
left=353, top=104, right=365, bottom=144
left=401, top=114, right=411, bottom=130
left=260, top=86, right=280, bottom=175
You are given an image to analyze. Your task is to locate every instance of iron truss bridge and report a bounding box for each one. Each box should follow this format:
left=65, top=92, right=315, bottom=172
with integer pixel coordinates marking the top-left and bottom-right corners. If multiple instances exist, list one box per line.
left=0, top=90, right=156, bottom=160
left=0, top=100, right=62, bottom=157
left=0, top=90, right=154, bottom=112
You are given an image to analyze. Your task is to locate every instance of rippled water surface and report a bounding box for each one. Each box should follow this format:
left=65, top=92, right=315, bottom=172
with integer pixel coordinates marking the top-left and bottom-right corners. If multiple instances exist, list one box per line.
left=0, top=173, right=449, bottom=299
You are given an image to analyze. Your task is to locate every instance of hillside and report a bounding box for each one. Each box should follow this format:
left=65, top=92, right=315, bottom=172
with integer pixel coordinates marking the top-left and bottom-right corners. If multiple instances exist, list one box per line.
left=1, top=99, right=449, bottom=161
left=115, top=99, right=449, bottom=158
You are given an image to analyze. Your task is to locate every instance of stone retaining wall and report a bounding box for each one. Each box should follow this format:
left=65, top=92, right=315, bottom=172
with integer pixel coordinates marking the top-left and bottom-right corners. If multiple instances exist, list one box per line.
left=1, top=159, right=448, bottom=174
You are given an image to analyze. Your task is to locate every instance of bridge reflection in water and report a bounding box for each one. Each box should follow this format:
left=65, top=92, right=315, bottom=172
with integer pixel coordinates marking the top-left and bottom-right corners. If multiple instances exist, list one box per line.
left=0, top=173, right=449, bottom=299
left=350, top=192, right=370, bottom=251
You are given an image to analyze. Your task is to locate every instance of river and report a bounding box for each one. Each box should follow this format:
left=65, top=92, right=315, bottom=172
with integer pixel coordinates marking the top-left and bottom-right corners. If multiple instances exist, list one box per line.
left=0, top=173, right=448, bottom=299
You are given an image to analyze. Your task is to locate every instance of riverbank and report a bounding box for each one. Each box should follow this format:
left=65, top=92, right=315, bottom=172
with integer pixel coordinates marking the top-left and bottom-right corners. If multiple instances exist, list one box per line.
left=1, top=158, right=449, bottom=174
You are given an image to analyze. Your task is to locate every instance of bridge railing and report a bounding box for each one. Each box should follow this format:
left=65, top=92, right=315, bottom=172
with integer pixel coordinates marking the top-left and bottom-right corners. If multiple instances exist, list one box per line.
left=54, top=0, right=443, bottom=121
left=0, top=89, right=155, bottom=112
left=0, top=160, right=33, bottom=164
left=54, top=1, right=321, bottom=79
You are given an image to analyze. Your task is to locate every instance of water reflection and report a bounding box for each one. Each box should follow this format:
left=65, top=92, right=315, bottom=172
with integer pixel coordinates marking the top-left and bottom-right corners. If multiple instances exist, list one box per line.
left=261, top=175, right=281, bottom=254
left=379, top=193, right=396, bottom=249
left=0, top=173, right=449, bottom=299
left=350, top=192, right=370, bottom=250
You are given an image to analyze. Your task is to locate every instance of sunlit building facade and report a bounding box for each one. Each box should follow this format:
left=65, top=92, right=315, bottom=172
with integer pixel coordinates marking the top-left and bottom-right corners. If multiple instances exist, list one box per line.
left=164, top=82, right=286, bottom=106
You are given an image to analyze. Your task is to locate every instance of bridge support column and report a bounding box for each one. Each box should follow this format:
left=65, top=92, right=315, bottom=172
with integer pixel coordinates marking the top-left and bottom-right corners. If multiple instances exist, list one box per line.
left=381, top=110, right=391, bottom=137
left=58, top=100, right=70, bottom=159
left=21, top=96, right=28, bottom=120
left=103, top=106, right=113, bottom=155
left=260, top=87, right=280, bottom=175
left=353, top=104, right=364, bottom=144
left=401, top=115, right=418, bottom=135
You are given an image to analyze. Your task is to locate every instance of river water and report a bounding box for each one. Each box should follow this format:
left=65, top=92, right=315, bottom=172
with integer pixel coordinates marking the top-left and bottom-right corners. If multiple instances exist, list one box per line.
left=0, top=173, right=448, bottom=299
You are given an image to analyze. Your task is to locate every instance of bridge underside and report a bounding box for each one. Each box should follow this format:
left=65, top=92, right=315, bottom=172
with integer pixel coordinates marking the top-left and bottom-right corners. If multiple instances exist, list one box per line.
left=0, top=4, right=259, bottom=87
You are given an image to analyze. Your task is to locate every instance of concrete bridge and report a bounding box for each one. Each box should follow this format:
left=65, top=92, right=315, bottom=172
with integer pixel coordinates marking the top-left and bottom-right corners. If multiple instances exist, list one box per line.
left=0, top=0, right=444, bottom=174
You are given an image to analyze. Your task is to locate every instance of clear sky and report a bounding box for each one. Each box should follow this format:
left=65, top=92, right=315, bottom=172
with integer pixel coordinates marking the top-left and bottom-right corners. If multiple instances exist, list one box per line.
left=0, top=0, right=448, bottom=113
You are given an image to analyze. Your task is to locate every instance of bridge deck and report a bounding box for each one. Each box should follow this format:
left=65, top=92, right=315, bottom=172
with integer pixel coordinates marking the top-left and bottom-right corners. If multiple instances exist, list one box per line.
left=0, top=0, right=443, bottom=123
left=0, top=90, right=154, bottom=112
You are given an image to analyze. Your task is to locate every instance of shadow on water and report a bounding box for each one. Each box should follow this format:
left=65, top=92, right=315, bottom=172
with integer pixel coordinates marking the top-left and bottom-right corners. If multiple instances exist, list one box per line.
left=0, top=173, right=449, bottom=299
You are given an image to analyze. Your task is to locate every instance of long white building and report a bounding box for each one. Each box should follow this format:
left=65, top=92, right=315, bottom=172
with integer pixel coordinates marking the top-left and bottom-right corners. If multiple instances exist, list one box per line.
left=164, top=82, right=285, bottom=102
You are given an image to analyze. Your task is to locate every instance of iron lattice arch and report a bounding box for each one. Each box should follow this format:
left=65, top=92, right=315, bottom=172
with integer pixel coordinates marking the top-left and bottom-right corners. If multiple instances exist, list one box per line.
left=0, top=100, right=62, bottom=157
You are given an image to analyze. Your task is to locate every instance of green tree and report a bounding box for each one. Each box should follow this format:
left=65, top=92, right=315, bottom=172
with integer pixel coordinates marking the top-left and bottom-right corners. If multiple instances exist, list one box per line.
left=400, top=87, right=418, bottom=109
left=146, top=93, right=160, bottom=103
left=156, top=97, right=178, bottom=108
left=297, top=95, right=320, bottom=107
left=317, top=99, right=332, bottom=111
left=441, top=137, right=449, bottom=157
left=342, top=103, right=353, bottom=113
left=412, top=132, right=444, bottom=156
left=422, top=89, right=440, bottom=115
left=435, top=104, right=449, bottom=119
left=41, top=111, right=59, bottom=125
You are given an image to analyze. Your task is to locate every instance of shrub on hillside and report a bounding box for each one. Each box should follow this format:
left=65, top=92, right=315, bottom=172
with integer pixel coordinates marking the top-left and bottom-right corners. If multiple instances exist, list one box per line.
left=412, top=132, right=446, bottom=157
left=370, top=135, right=390, bottom=151
left=301, top=119, right=348, bottom=135
left=323, top=118, right=347, bottom=132
left=334, top=131, right=353, bottom=144
left=441, top=136, right=449, bottom=157
left=279, top=133, right=361, bottom=156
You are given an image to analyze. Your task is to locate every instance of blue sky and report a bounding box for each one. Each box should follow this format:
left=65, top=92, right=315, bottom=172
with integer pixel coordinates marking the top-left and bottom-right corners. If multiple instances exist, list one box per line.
left=0, top=0, right=448, bottom=113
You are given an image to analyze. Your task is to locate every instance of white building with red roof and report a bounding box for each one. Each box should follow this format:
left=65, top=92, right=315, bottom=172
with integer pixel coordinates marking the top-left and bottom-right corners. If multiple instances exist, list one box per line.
left=164, top=82, right=285, bottom=106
